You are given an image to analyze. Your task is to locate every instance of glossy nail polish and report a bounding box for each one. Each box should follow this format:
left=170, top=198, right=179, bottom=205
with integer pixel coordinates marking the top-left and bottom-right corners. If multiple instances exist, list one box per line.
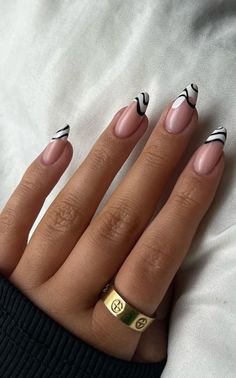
left=114, top=92, right=149, bottom=138
left=41, top=125, right=70, bottom=165
left=193, top=127, right=227, bottom=175
left=165, top=84, right=198, bottom=133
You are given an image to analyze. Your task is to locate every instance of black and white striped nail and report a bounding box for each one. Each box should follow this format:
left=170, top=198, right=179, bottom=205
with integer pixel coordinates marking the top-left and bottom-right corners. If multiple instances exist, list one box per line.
left=193, top=126, right=227, bottom=175
left=51, top=125, right=70, bottom=141
left=114, top=92, right=149, bottom=138
left=165, top=83, right=198, bottom=134
left=172, top=84, right=198, bottom=110
left=41, top=125, right=70, bottom=166
left=204, top=126, right=227, bottom=145
left=134, top=92, right=149, bottom=116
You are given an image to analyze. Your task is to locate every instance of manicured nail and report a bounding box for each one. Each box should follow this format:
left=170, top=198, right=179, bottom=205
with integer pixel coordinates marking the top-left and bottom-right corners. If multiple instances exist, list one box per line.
left=114, top=92, right=149, bottom=138
left=165, top=84, right=198, bottom=133
left=41, top=125, right=70, bottom=165
left=193, top=127, right=227, bottom=175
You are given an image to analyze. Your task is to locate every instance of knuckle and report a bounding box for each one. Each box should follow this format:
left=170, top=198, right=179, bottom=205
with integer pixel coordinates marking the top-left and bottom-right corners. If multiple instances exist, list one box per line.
left=89, top=145, right=111, bottom=171
left=93, top=200, right=140, bottom=244
left=19, top=176, right=38, bottom=196
left=142, top=143, right=170, bottom=170
left=137, top=237, right=174, bottom=278
left=0, top=207, right=17, bottom=234
left=19, top=164, right=42, bottom=195
left=172, top=185, right=201, bottom=211
left=45, top=194, right=82, bottom=236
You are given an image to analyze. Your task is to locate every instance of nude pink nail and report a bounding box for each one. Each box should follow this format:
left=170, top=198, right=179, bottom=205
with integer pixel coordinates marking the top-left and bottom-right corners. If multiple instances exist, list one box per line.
left=193, top=127, right=227, bottom=175
left=41, top=125, right=70, bottom=165
left=114, top=93, right=149, bottom=138
left=165, top=84, right=198, bottom=134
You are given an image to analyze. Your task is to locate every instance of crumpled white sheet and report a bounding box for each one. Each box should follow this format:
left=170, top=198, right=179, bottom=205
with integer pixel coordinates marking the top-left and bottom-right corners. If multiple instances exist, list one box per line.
left=0, top=1, right=236, bottom=376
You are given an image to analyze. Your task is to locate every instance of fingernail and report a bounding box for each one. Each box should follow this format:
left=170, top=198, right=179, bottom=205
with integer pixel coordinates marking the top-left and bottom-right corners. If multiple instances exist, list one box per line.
left=165, top=84, right=198, bottom=133
left=193, top=127, right=227, bottom=175
left=41, top=125, right=70, bottom=165
left=114, top=92, right=149, bottom=138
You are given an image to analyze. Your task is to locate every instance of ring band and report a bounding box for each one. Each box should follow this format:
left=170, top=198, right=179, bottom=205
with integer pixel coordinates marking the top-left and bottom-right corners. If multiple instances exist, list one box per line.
left=100, top=282, right=156, bottom=332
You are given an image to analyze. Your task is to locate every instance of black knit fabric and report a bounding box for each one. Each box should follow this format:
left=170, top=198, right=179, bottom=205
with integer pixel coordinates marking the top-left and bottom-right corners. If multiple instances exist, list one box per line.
left=0, top=275, right=167, bottom=377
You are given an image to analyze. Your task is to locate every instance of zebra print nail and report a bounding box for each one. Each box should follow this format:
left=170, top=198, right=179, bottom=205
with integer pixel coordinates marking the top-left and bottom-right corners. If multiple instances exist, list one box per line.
left=193, top=126, right=227, bottom=175
left=51, top=125, right=70, bottom=141
left=134, top=92, right=149, bottom=116
left=172, top=84, right=198, bottom=110
left=205, top=127, right=227, bottom=145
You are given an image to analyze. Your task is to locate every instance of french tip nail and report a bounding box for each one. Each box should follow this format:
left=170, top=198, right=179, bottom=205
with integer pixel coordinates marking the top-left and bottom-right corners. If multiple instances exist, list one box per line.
left=205, top=126, right=227, bottom=146
left=171, top=83, right=198, bottom=111
left=217, top=126, right=227, bottom=134
left=190, top=83, right=198, bottom=92
left=134, top=92, right=149, bottom=116
left=187, top=83, right=198, bottom=102
left=51, top=124, right=70, bottom=142
left=142, top=91, right=150, bottom=104
left=66, top=124, right=70, bottom=136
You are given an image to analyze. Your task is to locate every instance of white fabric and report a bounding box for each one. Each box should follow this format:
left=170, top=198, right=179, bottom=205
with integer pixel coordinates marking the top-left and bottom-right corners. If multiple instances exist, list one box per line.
left=0, top=1, right=236, bottom=376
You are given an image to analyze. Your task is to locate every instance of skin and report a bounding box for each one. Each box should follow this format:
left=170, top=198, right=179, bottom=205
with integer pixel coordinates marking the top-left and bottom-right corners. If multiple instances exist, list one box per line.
left=0, top=101, right=225, bottom=363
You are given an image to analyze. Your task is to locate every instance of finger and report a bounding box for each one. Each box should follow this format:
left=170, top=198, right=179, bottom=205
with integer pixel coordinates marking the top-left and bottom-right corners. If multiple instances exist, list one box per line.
left=131, top=282, right=173, bottom=362
left=113, top=127, right=227, bottom=316
left=131, top=318, right=168, bottom=362
left=0, top=126, right=73, bottom=277
left=12, top=94, right=149, bottom=286
left=53, top=84, right=199, bottom=306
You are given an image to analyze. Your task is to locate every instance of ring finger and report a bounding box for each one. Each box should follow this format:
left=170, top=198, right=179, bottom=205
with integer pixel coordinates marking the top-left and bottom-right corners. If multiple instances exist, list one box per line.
left=113, top=128, right=226, bottom=316
left=92, top=126, right=226, bottom=359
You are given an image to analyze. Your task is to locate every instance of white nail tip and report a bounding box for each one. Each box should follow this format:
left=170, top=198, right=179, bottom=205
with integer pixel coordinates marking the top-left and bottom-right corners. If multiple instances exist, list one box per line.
left=205, top=127, right=227, bottom=144
left=51, top=125, right=70, bottom=141
left=172, top=84, right=198, bottom=109
left=134, top=92, right=149, bottom=116
left=172, top=96, right=185, bottom=109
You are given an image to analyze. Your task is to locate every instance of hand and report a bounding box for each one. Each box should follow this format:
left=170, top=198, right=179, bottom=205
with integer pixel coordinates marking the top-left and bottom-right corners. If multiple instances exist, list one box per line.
left=0, top=86, right=226, bottom=362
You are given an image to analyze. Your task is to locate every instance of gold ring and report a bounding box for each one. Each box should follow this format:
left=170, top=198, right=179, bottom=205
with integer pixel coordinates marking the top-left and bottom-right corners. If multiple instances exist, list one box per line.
left=100, top=282, right=156, bottom=332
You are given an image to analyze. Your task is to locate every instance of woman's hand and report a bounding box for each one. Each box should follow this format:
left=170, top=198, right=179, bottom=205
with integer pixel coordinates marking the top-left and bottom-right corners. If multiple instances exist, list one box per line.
left=0, top=85, right=226, bottom=362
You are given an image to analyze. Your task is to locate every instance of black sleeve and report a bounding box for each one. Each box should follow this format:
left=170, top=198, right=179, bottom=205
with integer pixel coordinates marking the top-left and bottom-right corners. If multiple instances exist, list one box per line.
left=0, top=275, right=167, bottom=378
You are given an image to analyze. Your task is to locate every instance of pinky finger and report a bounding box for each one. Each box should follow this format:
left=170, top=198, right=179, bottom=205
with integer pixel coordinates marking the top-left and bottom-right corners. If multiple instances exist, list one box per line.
left=0, top=125, right=73, bottom=277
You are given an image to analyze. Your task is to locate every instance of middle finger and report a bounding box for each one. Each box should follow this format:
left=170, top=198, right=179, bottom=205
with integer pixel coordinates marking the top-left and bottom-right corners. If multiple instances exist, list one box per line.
left=52, top=84, right=199, bottom=305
